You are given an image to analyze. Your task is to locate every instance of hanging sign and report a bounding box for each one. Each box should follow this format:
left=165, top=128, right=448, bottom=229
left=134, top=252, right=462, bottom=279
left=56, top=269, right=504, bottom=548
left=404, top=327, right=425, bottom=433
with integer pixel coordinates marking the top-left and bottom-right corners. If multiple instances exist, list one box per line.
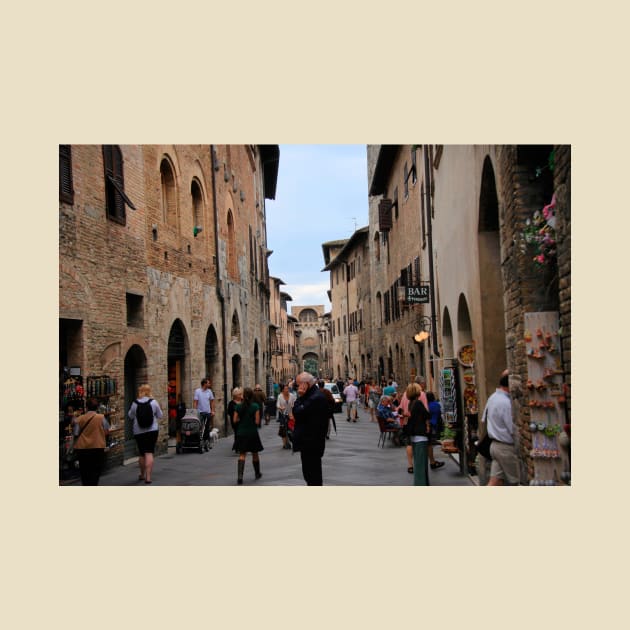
left=404, top=285, right=430, bottom=304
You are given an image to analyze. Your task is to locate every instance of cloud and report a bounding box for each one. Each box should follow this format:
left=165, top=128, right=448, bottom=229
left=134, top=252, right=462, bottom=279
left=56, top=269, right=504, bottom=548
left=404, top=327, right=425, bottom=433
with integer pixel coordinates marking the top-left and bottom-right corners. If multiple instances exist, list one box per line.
left=284, top=282, right=331, bottom=309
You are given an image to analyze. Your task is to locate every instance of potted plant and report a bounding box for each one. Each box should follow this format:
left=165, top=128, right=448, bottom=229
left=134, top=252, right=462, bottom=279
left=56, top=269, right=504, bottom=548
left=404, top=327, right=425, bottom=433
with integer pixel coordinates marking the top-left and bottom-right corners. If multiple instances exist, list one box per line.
left=440, top=426, right=458, bottom=453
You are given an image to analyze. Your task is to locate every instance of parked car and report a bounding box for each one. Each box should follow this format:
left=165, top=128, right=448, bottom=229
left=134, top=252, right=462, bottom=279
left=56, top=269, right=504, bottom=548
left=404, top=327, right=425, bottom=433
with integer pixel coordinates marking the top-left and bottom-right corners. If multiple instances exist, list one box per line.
left=323, top=382, right=343, bottom=413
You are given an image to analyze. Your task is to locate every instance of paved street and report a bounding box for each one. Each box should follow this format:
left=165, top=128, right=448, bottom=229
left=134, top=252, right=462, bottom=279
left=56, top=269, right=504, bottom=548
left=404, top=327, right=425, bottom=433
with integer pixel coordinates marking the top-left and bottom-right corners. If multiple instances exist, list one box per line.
left=96, top=403, right=475, bottom=486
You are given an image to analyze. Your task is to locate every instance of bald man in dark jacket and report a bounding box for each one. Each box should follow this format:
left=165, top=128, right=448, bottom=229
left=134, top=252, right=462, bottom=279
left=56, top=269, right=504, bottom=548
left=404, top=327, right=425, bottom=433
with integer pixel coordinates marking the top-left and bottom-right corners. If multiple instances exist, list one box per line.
left=292, top=372, right=329, bottom=485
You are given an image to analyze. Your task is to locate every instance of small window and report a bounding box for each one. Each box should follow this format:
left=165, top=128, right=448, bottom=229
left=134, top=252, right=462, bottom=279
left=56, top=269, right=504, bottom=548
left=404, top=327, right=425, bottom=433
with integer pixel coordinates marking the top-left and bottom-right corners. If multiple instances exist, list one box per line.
left=404, top=163, right=409, bottom=199
left=411, top=149, right=417, bottom=184
left=126, top=293, right=144, bottom=328
left=103, top=145, right=135, bottom=225
left=59, top=145, right=74, bottom=204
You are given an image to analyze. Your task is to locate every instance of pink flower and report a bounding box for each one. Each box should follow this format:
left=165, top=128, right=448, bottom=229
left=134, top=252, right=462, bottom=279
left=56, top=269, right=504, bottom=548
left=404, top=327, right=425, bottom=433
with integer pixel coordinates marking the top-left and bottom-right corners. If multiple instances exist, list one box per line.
left=534, top=254, right=546, bottom=264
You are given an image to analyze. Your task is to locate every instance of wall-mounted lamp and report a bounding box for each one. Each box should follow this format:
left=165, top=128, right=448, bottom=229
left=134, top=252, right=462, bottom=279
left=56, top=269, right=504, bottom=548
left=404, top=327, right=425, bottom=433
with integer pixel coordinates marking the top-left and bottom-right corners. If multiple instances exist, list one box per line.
left=240, top=190, right=245, bottom=202
left=193, top=226, right=203, bottom=237
left=413, top=315, right=432, bottom=343
left=151, top=224, right=158, bottom=241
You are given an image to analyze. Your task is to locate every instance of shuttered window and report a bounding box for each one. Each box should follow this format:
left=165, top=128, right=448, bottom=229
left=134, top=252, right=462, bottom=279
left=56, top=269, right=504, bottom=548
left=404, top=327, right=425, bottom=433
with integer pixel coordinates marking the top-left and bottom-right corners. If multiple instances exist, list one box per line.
left=103, top=145, right=135, bottom=225
left=59, top=145, right=74, bottom=204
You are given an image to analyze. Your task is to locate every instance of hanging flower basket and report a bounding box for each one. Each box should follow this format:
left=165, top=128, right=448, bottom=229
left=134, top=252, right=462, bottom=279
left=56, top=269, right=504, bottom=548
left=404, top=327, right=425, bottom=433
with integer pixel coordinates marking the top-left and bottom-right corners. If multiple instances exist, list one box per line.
left=520, top=193, right=558, bottom=268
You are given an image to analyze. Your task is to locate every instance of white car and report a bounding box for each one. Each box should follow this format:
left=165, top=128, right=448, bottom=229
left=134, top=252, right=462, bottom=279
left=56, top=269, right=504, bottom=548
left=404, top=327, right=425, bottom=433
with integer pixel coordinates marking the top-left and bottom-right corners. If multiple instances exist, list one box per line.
left=323, top=382, right=343, bottom=413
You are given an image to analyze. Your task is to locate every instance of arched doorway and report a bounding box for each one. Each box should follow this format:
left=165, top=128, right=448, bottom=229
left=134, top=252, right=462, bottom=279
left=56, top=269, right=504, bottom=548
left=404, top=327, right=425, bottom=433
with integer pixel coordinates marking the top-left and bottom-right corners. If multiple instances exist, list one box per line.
left=478, top=156, right=507, bottom=401
left=457, top=294, right=475, bottom=474
left=124, top=344, right=148, bottom=460
left=442, top=307, right=454, bottom=359
left=231, top=354, right=242, bottom=390
left=168, top=319, right=190, bottom=430
left=253, top=340, right=260, bottom=385
left=303, top=352, right=319, bottom=376
left=205, top=324, right=219, bottom=385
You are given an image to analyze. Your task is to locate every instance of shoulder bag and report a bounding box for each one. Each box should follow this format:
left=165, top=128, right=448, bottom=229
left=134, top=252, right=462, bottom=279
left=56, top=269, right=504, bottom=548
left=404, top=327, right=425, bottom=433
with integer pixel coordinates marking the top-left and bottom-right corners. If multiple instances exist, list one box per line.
left=476, top=408, right=493, bottom=460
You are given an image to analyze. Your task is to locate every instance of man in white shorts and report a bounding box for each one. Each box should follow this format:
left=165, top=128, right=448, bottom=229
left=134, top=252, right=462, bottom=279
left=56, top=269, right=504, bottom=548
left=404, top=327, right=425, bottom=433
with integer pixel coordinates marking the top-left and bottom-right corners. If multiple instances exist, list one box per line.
left=484, top=372, right=520, bottom=485
left=343, top=380, right=359, bottom=422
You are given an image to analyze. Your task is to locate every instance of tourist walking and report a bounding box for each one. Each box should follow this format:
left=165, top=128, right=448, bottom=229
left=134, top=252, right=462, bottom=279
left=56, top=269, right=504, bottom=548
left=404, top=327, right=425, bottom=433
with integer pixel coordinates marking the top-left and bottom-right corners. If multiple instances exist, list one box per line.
left=233, top=387, right=264, bottom=484
left=292, top=372, right=329, bottom=486
left=193, top=378, right=215, bottom=450
left=227, top=387, right=243, bottom=452
left=128, top=384, right=163, bottom=484
left=344, top=380, right=359, bottom=422
left=483, top=371, right=520, bottom=486
left=73, top=397, right=110, bottom=485
left=276, top=383, right=296, bottom=449
left=403, top=382, right=432, bottom=485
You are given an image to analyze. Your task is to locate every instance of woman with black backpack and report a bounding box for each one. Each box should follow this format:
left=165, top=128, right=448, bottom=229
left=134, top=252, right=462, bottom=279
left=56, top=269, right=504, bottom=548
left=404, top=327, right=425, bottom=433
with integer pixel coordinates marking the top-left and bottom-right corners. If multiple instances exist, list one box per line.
left=128, top=384, right=163, bottom=484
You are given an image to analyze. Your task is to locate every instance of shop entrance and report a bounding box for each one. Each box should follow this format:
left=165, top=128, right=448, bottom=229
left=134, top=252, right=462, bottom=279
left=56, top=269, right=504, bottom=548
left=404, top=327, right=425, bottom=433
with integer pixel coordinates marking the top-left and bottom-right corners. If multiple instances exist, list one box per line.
left=168, top=320, right=190, bottom=433
left=123, top=344, right=148, bottom=460
left=231, top=354, right=242, bottom=390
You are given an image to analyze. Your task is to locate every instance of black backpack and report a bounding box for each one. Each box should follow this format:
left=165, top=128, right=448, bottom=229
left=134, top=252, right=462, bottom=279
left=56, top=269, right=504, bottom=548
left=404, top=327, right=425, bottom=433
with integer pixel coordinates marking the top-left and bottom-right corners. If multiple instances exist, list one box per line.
left=135, top=398, right=154, bottom=428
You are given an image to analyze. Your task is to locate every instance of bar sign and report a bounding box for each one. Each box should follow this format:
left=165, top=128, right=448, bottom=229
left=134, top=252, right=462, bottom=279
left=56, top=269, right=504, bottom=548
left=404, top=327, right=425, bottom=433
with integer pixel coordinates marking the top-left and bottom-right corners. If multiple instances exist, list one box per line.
left=405, top=285, right=430, bottom=304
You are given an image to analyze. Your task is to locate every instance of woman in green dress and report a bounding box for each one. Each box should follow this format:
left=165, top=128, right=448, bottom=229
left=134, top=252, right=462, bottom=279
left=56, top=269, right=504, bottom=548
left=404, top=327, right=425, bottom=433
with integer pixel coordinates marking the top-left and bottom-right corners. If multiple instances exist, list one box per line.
left=233, top=387, right=264, bottom=485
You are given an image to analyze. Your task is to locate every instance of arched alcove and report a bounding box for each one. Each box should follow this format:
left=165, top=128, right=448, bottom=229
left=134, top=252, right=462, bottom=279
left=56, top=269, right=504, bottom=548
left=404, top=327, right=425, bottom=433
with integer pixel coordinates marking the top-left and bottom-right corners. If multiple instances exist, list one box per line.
left=478, top=156, right=507, bottom=397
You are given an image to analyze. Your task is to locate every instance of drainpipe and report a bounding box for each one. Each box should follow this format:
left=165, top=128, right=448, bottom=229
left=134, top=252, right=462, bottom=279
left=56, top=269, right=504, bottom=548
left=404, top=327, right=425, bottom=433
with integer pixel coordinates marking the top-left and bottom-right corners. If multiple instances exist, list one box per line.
left=210, top=145, right=229, bottom=436
left=423, top=147, right=440, bottom=358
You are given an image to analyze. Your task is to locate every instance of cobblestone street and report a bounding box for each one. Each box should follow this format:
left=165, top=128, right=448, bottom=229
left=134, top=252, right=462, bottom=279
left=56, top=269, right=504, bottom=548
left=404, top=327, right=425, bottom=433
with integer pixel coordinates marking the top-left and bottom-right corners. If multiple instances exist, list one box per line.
left=95, top=404, right=474, bottom=486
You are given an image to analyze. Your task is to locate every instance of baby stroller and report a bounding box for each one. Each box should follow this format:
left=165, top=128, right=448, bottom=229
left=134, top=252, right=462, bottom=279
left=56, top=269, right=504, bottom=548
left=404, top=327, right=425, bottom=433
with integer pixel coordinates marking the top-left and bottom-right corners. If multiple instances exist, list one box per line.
left=179, top=408, right=207, bottom=454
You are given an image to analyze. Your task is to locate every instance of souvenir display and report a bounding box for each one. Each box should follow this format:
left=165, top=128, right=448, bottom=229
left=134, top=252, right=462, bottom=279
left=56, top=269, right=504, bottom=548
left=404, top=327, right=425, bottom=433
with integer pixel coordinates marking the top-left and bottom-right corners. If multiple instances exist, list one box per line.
left=524, top=311, right=569, bottom=485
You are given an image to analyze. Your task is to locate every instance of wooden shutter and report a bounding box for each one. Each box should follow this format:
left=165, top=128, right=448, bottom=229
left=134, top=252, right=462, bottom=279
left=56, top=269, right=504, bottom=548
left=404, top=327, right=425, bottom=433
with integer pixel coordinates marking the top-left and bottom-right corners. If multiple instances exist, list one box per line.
left=59, top=145, right=74, bottom=204
left=378, top=198, right=392, bottom=231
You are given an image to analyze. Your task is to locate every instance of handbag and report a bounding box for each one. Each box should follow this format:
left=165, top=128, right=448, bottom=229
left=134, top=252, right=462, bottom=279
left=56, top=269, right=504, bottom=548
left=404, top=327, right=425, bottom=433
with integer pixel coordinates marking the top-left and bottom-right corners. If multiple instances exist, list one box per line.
left=476, top=433, right=493, bottom=460
left=476, top=408, right=493, bottom=459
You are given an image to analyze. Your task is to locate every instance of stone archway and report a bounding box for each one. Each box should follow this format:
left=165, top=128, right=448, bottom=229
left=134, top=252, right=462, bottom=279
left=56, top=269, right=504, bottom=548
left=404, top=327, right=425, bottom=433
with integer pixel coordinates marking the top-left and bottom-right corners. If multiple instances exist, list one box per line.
left=478, top=156, right=507, bottom=400
left=123, top=344, right=148, bottom=460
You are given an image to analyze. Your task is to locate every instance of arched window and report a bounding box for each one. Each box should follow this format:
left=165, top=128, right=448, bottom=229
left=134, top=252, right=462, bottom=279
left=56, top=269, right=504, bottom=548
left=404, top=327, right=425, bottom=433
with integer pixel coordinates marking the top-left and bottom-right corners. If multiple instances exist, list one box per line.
left=231, top=311, right=240, bottom=341
left=227, top=210, right=237, bottom=279
left=191, top=178, right=204, bottom=237
left=160, top=157, right=178, bottom=228
left=374, top=231, right=380, bottom=262
left=299, top=308, right=318, bottom=323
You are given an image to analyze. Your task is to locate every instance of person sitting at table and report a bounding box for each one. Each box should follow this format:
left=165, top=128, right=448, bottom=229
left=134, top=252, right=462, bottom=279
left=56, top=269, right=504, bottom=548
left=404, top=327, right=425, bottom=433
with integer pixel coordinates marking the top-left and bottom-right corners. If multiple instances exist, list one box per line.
left=377, top=396, right=401, bottom=429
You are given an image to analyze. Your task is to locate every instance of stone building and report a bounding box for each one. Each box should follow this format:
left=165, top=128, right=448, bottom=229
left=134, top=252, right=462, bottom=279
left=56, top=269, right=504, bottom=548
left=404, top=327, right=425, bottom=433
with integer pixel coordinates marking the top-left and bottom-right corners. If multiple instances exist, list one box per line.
left=268, top=276, right=300, bottom=386
left=291, top=305, right=328, bottom=378
left=59, top=144, right=279, bottom=469
left=324, top=144, right=570, bottom=483
left=322, top=228, right=371, bottom=380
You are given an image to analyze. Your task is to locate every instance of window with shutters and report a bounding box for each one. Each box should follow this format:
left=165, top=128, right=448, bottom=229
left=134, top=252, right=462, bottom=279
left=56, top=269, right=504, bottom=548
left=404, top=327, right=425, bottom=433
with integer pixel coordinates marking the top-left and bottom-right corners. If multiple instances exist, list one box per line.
left=59, top=145, right=74, bottom=204
left=103, top=145, right=135, bottom=225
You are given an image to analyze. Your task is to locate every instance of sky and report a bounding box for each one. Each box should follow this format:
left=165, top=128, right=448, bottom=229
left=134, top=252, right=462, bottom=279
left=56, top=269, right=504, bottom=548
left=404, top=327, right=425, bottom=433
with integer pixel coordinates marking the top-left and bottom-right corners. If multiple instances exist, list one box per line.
left=265, top=145, right=369, bottom=313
